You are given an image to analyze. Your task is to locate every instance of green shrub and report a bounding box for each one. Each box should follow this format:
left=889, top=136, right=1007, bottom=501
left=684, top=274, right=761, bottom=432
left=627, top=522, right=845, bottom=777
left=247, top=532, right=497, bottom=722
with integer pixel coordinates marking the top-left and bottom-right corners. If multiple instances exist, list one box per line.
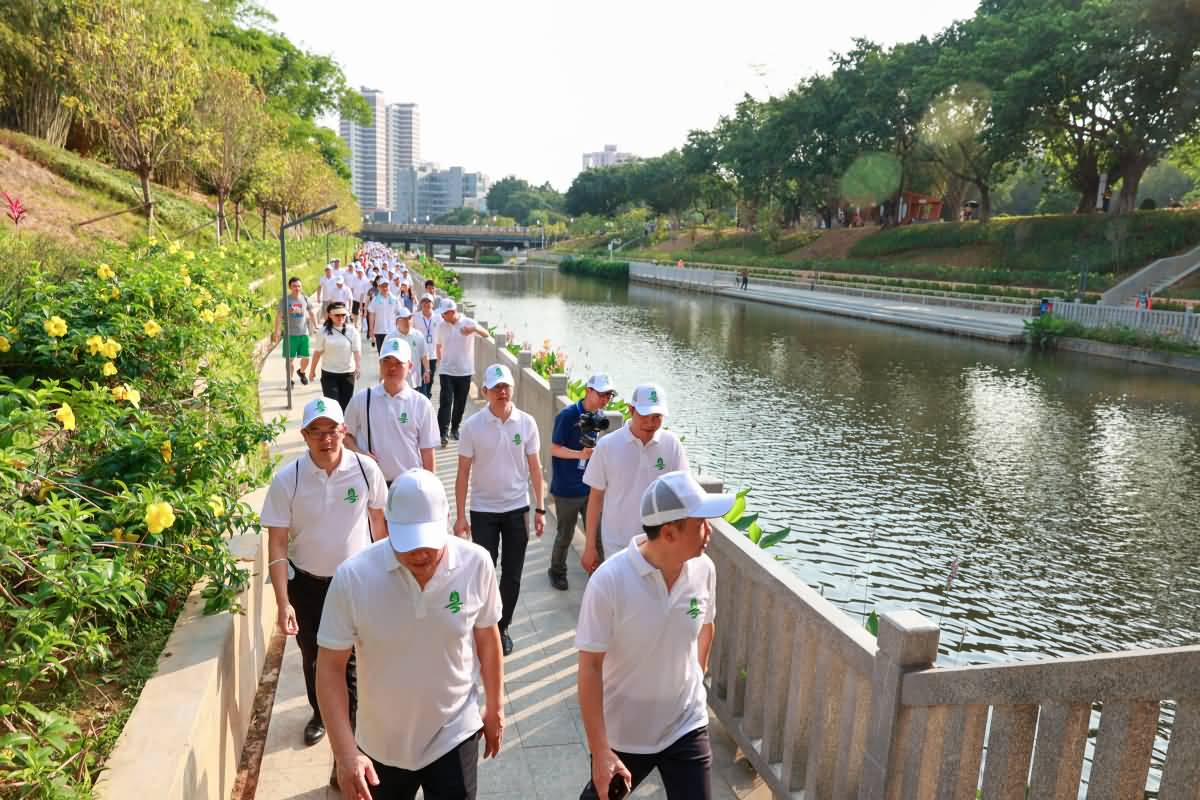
left=409, top=255, right=464, bottom=300
left=477, top=253, right=504, bottom=264
left=559, top=256, right=630, bottom=281
left=0, top=231, right=330, bottom=795
left=848, top=211, right=1200, bottom=277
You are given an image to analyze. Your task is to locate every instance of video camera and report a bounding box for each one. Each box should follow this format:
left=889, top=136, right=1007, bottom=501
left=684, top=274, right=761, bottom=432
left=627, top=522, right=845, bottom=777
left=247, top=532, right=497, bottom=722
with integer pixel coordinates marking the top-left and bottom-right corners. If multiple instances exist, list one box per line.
left=577, top=410, right=610, bottom=449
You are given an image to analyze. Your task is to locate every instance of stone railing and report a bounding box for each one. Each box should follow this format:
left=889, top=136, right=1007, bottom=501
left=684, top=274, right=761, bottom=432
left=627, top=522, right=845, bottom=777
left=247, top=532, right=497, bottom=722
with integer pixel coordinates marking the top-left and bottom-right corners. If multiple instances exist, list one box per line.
left=457, top=302, right=1200, bottom=800
left=1052, top=298, right=1200, bottom=343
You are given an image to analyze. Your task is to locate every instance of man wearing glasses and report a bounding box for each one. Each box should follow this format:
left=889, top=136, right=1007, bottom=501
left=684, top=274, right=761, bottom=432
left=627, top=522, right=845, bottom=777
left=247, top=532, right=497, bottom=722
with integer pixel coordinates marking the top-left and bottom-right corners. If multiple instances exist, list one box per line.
left=260, top=396, right=388, bottom=755
left=547, top=373, right=615, bottom=591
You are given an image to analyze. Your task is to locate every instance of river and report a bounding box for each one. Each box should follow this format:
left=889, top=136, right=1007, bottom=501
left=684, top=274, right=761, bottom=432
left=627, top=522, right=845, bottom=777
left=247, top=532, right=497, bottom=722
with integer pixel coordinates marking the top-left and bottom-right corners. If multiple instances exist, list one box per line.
left=459, top=265, right=1200, bottom=666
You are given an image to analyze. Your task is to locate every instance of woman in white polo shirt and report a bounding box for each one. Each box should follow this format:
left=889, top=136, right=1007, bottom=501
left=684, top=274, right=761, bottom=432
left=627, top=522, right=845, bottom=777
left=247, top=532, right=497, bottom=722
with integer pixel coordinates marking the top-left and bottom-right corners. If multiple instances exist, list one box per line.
left=308, top=302, right=361, bottom=411
left=575, top=471, right=734, bottom=800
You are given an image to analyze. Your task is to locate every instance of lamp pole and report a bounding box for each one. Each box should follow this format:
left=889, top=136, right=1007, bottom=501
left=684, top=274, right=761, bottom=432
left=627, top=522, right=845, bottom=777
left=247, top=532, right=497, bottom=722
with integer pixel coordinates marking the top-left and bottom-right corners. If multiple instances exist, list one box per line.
left=280, top=204, right=338, bottom=410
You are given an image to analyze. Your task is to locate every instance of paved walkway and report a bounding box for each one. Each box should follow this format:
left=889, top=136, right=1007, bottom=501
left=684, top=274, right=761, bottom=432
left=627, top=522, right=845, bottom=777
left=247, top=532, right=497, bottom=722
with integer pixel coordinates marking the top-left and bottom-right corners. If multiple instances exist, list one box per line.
left=634, top=273, right=1029, bottom=343
left=250, top=338, right=768, bottom=800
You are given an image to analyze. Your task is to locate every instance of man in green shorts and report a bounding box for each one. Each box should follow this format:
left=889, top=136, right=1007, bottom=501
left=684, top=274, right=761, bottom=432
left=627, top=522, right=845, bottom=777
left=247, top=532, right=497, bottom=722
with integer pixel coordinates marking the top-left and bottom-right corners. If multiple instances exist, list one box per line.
left=274, top=276, right=320, bottom=386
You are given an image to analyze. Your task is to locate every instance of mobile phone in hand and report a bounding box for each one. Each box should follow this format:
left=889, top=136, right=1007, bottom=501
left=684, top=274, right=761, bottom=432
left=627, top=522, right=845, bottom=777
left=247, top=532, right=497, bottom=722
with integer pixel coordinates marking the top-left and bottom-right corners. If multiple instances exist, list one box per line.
left=608, top=776, right=630, bottom=800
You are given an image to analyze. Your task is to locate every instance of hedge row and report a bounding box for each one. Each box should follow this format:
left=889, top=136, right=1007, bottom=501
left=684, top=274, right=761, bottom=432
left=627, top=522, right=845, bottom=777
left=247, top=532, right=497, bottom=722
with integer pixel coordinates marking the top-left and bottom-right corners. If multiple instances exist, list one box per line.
left=0, top=232, right=341, bottom=795
left=558, top=256, right=630, bottom=280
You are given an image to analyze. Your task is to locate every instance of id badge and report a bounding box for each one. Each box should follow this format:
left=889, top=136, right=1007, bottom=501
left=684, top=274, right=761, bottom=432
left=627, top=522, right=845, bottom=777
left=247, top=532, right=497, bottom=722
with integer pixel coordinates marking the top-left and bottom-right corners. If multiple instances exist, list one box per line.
left=578, top=458, right=588, bottom=471
left=426, top=333, right=433, bottom=344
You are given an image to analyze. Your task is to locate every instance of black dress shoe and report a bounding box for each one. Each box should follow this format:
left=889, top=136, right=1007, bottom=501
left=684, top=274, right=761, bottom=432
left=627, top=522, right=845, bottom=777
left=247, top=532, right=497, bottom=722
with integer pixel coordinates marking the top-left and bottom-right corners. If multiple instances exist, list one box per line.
left=303, top=714, right=325, bottom=746
left=297, top=369, right=309, bottom=386
left=450, top=429, right=460, bottom=441
left=441, top=434, right=449, bottom=447
left=501, top=630, right=514, bottom=656
left=548, top=571, right=568, bottom=591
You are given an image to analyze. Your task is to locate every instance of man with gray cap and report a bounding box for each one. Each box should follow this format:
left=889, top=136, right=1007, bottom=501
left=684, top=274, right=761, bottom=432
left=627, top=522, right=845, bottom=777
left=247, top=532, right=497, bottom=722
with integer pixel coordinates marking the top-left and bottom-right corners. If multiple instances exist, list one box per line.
left=576, top=470, right=733, bottom=800
left=317, top=469, right=505, bottom=799
left=547, top=373, right=616, bottom=590
left=260, top=396, right=388, bottom=749
left=581, top=383, right=689, bottom=573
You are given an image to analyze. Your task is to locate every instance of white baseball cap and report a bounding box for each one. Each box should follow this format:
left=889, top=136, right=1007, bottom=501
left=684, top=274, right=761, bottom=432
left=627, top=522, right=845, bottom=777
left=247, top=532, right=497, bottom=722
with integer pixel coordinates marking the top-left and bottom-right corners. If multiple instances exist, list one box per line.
left=396, top=306, right=413, bottom=319
left=630, top=383, right=667, bottom=416
left=386, top=469, right=449, bottom=553
left=641, top=470, right=735, bottom=526
left=483, top=363, right=514, bottom=389
left=420, top=293, right=435, bottom=303
left=379, top=336, right=412, bottom=362
left=586, top=373, right=616, bottom=394
left=301, top=396, right=344, bottom=428
left=440, top=299, right=458, bottom=314
left=335, top=275, right=344, bottom=285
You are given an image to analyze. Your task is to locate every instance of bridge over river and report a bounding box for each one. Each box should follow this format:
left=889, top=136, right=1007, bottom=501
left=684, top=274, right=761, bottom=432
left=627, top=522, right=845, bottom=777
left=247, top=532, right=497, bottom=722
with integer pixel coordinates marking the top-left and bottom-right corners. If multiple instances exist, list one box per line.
left=359, top=222, right=544, bottom=260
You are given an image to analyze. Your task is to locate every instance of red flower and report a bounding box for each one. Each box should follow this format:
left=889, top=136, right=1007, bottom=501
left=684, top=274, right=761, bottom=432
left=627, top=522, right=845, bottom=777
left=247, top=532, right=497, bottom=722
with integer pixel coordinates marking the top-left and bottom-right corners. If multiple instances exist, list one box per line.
left=3, top=192, right=27, bottom=227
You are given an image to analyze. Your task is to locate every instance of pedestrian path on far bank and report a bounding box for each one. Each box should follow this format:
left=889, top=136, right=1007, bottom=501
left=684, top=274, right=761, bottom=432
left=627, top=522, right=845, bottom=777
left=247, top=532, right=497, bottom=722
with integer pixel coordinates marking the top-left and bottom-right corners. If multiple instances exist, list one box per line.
left=249, top=340, right=769, bottom=800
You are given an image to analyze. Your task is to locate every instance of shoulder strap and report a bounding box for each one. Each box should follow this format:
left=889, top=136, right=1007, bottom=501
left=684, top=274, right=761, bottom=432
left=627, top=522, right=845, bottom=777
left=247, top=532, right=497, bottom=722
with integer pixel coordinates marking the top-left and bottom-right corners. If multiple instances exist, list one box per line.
left=354, top=453, right=373, bottom=545
left=366, top=386, right=373, bottom=453
left=289, top=458, right=302, bottom=515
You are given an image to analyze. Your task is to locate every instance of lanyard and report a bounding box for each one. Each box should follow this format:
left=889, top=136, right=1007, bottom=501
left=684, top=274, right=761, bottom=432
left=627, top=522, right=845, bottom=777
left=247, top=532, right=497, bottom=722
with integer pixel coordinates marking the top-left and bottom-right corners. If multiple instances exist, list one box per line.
left=420, top=315, right=434, bottom=343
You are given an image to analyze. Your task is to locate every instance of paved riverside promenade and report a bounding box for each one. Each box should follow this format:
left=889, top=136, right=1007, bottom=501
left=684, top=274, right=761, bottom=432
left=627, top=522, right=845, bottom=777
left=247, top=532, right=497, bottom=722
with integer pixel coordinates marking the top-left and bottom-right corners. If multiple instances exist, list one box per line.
left=250, top=341, right=768, bottom=800
left=629, top=262, right=1030, bottom=343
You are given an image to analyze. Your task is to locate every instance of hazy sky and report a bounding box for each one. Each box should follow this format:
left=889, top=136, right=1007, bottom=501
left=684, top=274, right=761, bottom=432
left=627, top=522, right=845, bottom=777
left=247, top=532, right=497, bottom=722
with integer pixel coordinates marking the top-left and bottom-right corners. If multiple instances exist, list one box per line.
left=261, top=0, right=979, bottom=192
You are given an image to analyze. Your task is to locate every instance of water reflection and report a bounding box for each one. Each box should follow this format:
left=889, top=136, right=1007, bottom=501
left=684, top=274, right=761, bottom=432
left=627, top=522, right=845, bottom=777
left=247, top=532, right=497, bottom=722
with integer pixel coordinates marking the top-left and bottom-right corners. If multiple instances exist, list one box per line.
left=463, top=266, right=1200, bottom=665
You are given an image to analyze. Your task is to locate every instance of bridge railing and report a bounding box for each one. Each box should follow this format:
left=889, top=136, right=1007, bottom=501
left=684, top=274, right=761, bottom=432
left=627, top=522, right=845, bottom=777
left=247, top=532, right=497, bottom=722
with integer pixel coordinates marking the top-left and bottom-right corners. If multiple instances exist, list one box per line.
left=362, top=223, right=539, bottom=236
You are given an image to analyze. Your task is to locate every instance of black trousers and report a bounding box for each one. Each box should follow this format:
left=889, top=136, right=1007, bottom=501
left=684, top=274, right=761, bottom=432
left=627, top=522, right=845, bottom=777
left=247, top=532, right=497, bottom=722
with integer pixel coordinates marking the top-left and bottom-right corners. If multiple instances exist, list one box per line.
left=469, top=508, right=529, bottom=632
left=438, top=374, right=471, bottom=436
left=419, top=358, right=438, bottom=399
left=374, top=333, right=387, bottom=352
left=367, top=732, right=480, bottom=800
left=289, top=567, right=356, bottom=723
left=580, top=727, right=711, bottom=800
left=320, top=370, right=355, bottom=411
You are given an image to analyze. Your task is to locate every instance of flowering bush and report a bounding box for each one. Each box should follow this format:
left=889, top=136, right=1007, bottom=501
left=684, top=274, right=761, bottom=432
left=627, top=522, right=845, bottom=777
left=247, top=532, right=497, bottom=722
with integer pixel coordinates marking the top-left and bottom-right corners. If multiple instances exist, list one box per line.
left=0, top=235, right=298, bottom=795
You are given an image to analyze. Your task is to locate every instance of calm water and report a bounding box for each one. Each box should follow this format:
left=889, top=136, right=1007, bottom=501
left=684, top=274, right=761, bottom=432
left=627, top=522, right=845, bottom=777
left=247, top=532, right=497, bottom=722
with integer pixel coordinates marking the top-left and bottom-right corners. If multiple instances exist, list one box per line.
left=462, top=266, right=1200, bottom=666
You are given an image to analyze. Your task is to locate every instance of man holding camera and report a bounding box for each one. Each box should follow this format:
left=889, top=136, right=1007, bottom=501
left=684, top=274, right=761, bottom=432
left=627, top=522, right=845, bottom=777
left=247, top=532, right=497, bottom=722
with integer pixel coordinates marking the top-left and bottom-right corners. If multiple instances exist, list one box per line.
left=547, top=373, right=616, bottom=591
left=581, top=383, right=688, bottom=572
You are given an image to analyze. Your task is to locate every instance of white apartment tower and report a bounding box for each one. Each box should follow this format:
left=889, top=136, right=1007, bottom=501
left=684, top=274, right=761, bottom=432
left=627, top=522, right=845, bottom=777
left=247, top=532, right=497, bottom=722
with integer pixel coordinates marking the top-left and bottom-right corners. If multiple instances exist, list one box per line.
left=339, top=88, right=388, bottom=212
left=386, top=103, right=421, bottom=213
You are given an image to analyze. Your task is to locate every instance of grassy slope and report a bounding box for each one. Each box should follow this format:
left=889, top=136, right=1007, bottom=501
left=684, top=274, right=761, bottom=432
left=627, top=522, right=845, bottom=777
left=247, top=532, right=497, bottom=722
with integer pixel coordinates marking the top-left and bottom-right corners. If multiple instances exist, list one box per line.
left=0, top=129, right=216, bottom=247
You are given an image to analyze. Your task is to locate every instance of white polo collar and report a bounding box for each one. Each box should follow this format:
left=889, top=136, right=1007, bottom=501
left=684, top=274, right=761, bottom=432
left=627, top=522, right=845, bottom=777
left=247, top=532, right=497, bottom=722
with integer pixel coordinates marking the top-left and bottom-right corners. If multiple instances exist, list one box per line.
left=373, top=382, right=413, bottom=401
left=484, top=405, right=516, bottom=425
left=386, top=540, right=458, bottom=575
left=625, top=534, right=658, bottom=577
left=302, top=449, right=357, bottom=477
left=620, top=421, right=662, bottom=446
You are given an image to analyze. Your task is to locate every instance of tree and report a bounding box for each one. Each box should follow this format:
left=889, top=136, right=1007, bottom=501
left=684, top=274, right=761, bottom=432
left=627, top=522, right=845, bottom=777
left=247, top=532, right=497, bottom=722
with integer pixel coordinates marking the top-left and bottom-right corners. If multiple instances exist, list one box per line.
left=0, top=0, right=76, bottom=146
left=487, top=176, right=565, bottom=223
left=64, top=0, right=203, bottom=225
left=190, top=66, right=273, bottom=242
left=565, top=167, right=629, bottom=217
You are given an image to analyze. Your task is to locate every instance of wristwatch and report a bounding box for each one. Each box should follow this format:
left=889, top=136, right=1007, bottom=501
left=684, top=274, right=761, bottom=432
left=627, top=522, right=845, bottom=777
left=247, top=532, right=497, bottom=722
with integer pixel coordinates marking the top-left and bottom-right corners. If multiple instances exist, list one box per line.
left=535, top=508, right=546, bottom=515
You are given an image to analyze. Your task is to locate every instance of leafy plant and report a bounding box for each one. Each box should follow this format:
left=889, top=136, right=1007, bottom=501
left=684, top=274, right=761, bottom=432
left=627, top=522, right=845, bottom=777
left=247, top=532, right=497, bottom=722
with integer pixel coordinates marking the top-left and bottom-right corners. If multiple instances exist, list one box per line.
left=722, top=487, right=790, bottom=550
left=3, top=191, right=29, bottom=234
left=559, top=256, right=630, bottom=281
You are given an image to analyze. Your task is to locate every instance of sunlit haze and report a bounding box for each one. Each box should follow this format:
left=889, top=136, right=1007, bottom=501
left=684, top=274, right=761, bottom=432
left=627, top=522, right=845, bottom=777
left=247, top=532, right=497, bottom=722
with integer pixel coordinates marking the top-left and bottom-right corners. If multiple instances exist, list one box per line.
left=261, top=0, right=980, bottom=191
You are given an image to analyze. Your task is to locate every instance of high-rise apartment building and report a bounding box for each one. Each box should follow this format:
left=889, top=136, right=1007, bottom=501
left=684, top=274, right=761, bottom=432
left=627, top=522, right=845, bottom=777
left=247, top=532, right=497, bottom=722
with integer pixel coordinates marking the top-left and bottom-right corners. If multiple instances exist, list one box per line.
left=385, top=103, right=420, bottom=211
left=581, top=144, right=636, bottom=171
left=339, top=88, right=388, bottom=212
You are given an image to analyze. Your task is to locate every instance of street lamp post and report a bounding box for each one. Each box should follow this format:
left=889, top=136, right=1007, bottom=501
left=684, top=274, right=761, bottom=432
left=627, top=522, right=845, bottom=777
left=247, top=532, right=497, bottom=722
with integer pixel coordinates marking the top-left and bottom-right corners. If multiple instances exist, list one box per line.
left=280, top=204, right=338, bottom=410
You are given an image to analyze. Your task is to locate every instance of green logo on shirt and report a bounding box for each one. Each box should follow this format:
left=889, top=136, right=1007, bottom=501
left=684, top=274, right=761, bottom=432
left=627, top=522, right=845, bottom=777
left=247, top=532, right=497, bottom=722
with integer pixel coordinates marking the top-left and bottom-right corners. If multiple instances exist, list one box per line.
left=344, top=487, right=358, bottom=504
left=513, top=433, right=522, bottom=446
left=399, top=411, right=408, bottom=424
left=655, top=457, right=666, bottom=470
left=688, top=598, right=701, bottom=619
left=446, top=590, right=463, bottom=613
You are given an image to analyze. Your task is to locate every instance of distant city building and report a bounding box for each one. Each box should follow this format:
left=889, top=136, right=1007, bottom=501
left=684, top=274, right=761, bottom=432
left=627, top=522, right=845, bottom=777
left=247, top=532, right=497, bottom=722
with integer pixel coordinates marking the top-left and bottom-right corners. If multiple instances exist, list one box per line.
left=395, top=164, right=490, bottom=222
left=385, top=103, right=420, bottom=212
left=339, top=88, right=388, bottom=212
left=581, top=144, right=636, bottom=171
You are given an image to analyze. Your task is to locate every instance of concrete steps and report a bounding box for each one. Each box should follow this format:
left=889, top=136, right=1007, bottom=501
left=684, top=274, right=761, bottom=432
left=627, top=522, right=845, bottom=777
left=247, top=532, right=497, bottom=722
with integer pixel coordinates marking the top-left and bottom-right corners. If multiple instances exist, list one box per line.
left=1101, top=241, right=1200, bottom=305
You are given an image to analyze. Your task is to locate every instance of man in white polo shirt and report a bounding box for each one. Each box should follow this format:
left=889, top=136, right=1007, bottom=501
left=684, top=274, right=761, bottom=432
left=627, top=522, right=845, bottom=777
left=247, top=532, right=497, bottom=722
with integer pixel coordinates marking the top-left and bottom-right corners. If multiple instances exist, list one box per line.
left=414, top=294, right=440, bottom=399
left=344, top=336, right=438, bottom=482
left=367, top=280, right=401, bottom=353
left=454, top=363, right=545, bottom=656
left=260, top=396, right=388, bottom=749
left=581, top=383, right=688, bottom=572
left=318, top=469, right=505, bottom=799
left=436, top=299, right=488, bottom=447
left=394, top=306, right=431, bottom=392
left=576, top=471, right=733, bottom=800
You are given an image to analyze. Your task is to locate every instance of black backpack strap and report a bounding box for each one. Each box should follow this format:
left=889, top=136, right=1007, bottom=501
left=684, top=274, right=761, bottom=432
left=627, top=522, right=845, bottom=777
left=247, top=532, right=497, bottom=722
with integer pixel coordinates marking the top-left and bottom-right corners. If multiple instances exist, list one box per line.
left=354, top=453, right=374, bottom=546
left=366, top=387, right=373, bottom=453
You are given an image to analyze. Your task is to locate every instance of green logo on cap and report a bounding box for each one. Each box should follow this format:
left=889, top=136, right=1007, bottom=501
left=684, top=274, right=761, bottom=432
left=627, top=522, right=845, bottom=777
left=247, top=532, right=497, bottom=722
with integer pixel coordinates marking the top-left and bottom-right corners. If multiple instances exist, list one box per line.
left=649, top=389, right=658, bottom=403
left=655, top=457, right=666, bottom=470
left=513, top=433, right=522, bottom=446
left=688, top=598, right=701, bottom=619
left=315, top=400, right=326, bottom=413
left=399, top=411, right=408, bottom=424
left=446, top=590, right=462, bottom=614
left=344, top=487, right=358, bottom=504
left=494, top=366, right=502, bottom=376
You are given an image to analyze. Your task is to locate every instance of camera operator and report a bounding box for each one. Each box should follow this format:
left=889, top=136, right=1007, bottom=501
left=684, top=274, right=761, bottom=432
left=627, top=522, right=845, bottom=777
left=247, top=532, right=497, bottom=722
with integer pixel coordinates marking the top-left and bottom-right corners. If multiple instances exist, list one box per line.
left=581, top=383, right=688, bottom=573
left=547, top=374, right=616, bottom=591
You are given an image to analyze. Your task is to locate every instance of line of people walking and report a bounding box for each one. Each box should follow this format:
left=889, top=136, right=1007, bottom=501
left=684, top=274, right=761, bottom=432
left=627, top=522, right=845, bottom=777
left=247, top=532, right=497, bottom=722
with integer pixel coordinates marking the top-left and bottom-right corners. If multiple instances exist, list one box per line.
left=262, top=241, right=734, bottom=799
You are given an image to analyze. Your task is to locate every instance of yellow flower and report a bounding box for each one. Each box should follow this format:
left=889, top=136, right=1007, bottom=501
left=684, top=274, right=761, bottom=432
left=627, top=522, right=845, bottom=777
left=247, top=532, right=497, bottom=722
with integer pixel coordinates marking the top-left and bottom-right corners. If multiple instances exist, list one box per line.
left=0, top=335, right=11, bottom=353
left=111, top=527, right=126, bottom=542
left=143, top=319, right=162, bottom=338
left=194, top=439, right=206, bottom=451
left=102, top=361, right=118, bottom=376
left=43, top=316, right=68, bottom=338
left=100, top=338, right=121, bottom=359
left=55, top=403, right=76, bottom=431
left=213, top=302, right=231, bottom=321
left=167, top=241, right=180, bottom=255
left=182, top=275, right=192, bottom=287
left=144, top=501, right=176, bottom=535
left=96, top=263, right=114, bottom=280
left=86, top=334, right=104, bottom=356
left=125, top=387, right=141, bottom=408
left=111, top=384, right=127, bottom=402
left=207, top=495, right=224, bottom=516
left=37, top=480, right=54, bottom=502
left=183, top=250, right=195, bottom=261
left=111, top=383, right=140, bottom=407
left=199, top=309, right=216, bottom=324
left=110, top=286, right=121, bottom=300
left=192, top=296, right=204, bottom=307
left=160, top=440, right=172, bottom=463
left=147, top=236, right=157, bottom=247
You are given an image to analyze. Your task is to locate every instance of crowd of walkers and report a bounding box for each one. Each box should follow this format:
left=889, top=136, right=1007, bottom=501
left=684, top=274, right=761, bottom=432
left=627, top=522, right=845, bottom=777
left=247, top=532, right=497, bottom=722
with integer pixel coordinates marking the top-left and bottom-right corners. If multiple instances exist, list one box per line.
left=264, top=242, right=732, bottom=799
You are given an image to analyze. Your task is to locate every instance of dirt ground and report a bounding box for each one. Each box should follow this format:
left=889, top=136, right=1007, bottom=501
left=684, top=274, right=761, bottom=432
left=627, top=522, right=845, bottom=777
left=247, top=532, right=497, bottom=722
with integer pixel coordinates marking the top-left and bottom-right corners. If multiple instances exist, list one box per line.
left=782, top=227, right=876, bottom=260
